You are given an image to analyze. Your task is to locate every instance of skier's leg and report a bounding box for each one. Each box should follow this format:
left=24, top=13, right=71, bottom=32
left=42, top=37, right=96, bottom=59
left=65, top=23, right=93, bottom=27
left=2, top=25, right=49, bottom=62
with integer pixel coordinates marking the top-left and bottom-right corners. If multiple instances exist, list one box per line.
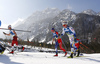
left=0, top=47, right=2, bottom=52
left=54, top=41, right=59, bottom=56
left=58, top=39, right=67, bottom=56
left=58, top=39, right=66, bottom=52
left=13, top=36, right=18, bottom=51
left=77, top=49, right=80, bottom=57
left=10, top=40, right=14, bottom=54
left=0, top=44, right=5, bottom=54
left=69, top=36, right=75, bottom=58
left=73, top=43, right=78, bottom=52
left=59, top=45, right=67, bottom=56
left=75, top=43, right=80, bottom=56
left=70, top=45, right=74, bottom=58
left=15, top=41, right=18, bottom=51
left=59, top=45, right=66, bottom=52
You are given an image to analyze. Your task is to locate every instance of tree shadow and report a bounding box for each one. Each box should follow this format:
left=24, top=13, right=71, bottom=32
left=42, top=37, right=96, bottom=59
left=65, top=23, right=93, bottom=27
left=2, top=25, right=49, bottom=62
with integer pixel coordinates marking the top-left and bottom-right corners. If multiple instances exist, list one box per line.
left=84, top=58, right=100, bottom=63
left=0, top=55, right=22, bottom=64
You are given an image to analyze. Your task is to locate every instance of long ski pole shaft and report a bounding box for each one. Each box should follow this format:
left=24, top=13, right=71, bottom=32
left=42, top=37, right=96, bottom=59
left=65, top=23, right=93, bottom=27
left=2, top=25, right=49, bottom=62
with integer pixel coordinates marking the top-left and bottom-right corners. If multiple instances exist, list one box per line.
left=81, top=43, right=94, bottom=52
left=80, top=46, right=87, bottom=53
left=61, top=38, right=67, bottom=50
left=0, top=28, right=31, bottom=32
left=81, top=43, right=90, bottom=50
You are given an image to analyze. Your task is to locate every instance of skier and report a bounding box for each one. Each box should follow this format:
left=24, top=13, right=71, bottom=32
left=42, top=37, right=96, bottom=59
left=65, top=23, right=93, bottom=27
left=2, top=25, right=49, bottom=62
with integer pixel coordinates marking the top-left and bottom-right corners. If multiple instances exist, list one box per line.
left=74, top=38, right=80, bottom=57
left=51, top=28, right=67, bottom=56
left=61, top=21, right=78, bottom=58
left=3, top=25, right=18, bottom=54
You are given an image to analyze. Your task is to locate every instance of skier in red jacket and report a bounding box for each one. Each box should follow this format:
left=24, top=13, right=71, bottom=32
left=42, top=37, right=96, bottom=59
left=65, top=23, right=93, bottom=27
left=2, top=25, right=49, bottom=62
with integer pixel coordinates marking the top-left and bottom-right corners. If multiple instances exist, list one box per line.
left=51, top=28, right=67, bottom=56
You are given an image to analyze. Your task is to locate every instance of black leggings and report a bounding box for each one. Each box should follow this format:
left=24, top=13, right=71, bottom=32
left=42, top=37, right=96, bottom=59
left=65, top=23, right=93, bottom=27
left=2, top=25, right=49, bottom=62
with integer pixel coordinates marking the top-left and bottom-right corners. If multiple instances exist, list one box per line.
left=0, top=45, right=5, bottom=52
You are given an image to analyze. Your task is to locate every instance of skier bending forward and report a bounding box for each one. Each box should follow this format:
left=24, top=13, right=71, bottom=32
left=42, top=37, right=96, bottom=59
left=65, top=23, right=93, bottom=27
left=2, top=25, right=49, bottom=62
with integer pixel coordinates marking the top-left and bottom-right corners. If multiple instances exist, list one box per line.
left=3, top=25, right=18, bottom=54
left=61, top=21, right=78, bottom=58
left=51, top=28, right=67, bottom=56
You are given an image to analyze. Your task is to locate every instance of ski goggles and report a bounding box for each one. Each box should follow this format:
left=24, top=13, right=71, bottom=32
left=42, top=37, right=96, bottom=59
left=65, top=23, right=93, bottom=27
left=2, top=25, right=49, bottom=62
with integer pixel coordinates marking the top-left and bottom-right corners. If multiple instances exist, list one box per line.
left=63, top=24, right=66, bottom=27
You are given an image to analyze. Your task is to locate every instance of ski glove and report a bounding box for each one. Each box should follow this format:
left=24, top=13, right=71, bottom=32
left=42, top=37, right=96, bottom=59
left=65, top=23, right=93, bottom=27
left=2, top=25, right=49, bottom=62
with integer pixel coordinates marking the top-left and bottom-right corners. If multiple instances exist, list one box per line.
left=3, top=32, right=6, bottom=35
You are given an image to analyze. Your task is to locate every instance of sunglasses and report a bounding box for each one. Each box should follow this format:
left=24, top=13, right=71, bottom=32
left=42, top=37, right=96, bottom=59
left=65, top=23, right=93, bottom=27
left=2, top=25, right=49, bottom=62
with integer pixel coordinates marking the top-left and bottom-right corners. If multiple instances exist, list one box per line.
left=63, top=24, right=66, bottom=26
left=51, top=30, right=54, bottom=32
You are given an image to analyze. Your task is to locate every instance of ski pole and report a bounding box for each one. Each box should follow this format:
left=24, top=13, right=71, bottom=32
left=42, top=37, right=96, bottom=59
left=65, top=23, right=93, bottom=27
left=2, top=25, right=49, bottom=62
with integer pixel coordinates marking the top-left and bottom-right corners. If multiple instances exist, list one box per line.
left=61, top=38, right=67, bottom=50
left=0, top=28, right=31, bottom=32
left=80, top=46, right=87, bottom=53
left=80, top=43, right=94, bottom=52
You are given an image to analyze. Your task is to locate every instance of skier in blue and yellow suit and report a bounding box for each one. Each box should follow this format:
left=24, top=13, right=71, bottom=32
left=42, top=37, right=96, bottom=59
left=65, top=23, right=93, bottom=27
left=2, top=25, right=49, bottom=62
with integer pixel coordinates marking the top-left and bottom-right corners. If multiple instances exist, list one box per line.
left=61, top=21, right=78, bottom=58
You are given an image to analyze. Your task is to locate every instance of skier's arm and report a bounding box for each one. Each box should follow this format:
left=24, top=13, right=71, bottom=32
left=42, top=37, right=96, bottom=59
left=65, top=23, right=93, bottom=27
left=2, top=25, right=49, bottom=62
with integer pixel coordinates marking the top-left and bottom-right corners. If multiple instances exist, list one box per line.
left=6, top=33, right=11, bottom=36
left=3, top=32, right=11, bottom=36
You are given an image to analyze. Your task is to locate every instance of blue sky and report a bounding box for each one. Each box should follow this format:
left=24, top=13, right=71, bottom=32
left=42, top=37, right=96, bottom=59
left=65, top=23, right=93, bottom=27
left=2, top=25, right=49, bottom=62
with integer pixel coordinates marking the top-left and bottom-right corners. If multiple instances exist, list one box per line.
left=0, top=0, right=100, bottom=27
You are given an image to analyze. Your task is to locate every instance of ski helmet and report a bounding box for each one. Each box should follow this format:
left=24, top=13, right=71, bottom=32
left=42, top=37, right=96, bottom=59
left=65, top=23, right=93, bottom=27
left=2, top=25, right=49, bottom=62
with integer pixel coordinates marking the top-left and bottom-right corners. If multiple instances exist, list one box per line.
left=51, top=28, right=55, bottom=30
left=62, top=21, right=68, bottom=25
left=8, top=25, right=11, bottom=28
left=51, top=28, right=55, bottom=32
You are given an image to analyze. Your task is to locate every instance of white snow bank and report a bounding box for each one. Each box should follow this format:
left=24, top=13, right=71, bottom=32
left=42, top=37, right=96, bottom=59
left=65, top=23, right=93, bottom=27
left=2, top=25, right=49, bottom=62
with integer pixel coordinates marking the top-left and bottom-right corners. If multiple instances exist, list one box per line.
left=0, top=50, right=100, bottom=64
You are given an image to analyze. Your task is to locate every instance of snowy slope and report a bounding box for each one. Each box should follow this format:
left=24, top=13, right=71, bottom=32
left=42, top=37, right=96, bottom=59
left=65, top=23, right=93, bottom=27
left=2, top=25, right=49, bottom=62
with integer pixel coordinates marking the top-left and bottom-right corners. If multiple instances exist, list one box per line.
left=0, top=50, right=100, bottom=64
left=82, top=9, right=97, bottom=15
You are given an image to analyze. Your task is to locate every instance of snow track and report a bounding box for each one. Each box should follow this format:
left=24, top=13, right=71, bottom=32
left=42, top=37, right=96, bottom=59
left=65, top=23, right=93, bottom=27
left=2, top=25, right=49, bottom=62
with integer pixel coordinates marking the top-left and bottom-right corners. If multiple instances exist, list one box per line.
left=0, top=51, right=100, bottom=64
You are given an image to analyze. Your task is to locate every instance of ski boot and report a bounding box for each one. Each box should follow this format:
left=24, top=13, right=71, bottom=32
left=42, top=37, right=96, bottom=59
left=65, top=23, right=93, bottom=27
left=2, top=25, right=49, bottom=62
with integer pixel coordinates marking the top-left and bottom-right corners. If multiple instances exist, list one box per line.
left=64, top=52, right=67, bottom=57
left=0, top=51, right=4, bottom=54
left=1, top=51, right=4, bottom=54
left=68, top=53, right=73, bottom=58
left=54, top=54, right=58, bottom=56
left=9, top=50, right=14, bottom=54
left=54, top=52, right=58, bottom=57
left=22, top=46, right=25, bottom=52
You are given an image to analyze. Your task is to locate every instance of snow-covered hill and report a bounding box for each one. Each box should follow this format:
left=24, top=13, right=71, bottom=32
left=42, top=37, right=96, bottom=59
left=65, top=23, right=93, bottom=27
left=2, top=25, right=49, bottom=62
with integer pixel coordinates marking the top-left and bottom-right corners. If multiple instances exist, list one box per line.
left=14, top=8, right=76, bottom=42
left=0, top=50, right=100, bottom=64
left=12, top=8, right=100, bottom=43
left=82, top=9, right=97, bottom=15
left=97, top=12, right=100, bottom=16
left=13, top=8, right=60, bottom=41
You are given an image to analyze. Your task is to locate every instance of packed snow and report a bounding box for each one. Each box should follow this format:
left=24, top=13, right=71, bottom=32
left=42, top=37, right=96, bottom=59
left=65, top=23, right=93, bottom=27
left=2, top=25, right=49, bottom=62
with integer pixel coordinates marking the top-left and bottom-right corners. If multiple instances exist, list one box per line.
left=0, top=50, right=100, bottom=64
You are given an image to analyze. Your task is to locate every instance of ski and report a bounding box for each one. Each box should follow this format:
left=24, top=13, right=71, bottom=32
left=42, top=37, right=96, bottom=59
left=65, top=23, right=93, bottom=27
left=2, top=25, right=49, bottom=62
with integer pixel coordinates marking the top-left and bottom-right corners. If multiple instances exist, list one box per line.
left=67, top=56, right=87, bottom=58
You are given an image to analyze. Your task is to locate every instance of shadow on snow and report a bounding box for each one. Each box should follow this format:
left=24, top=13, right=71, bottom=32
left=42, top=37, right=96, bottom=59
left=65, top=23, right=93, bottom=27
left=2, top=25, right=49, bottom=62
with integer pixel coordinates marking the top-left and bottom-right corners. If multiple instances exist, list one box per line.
left=85, top=58, right=100, bottom=63
left=0, top=55, right=22, bottom=64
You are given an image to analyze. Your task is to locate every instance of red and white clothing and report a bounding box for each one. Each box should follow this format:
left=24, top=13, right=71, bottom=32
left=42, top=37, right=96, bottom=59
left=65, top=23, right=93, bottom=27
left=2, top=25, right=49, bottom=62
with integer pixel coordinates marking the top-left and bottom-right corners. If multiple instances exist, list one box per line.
left=9, top=29, right=18, bottom=46
left=52, top=31, right=66, bottom=53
